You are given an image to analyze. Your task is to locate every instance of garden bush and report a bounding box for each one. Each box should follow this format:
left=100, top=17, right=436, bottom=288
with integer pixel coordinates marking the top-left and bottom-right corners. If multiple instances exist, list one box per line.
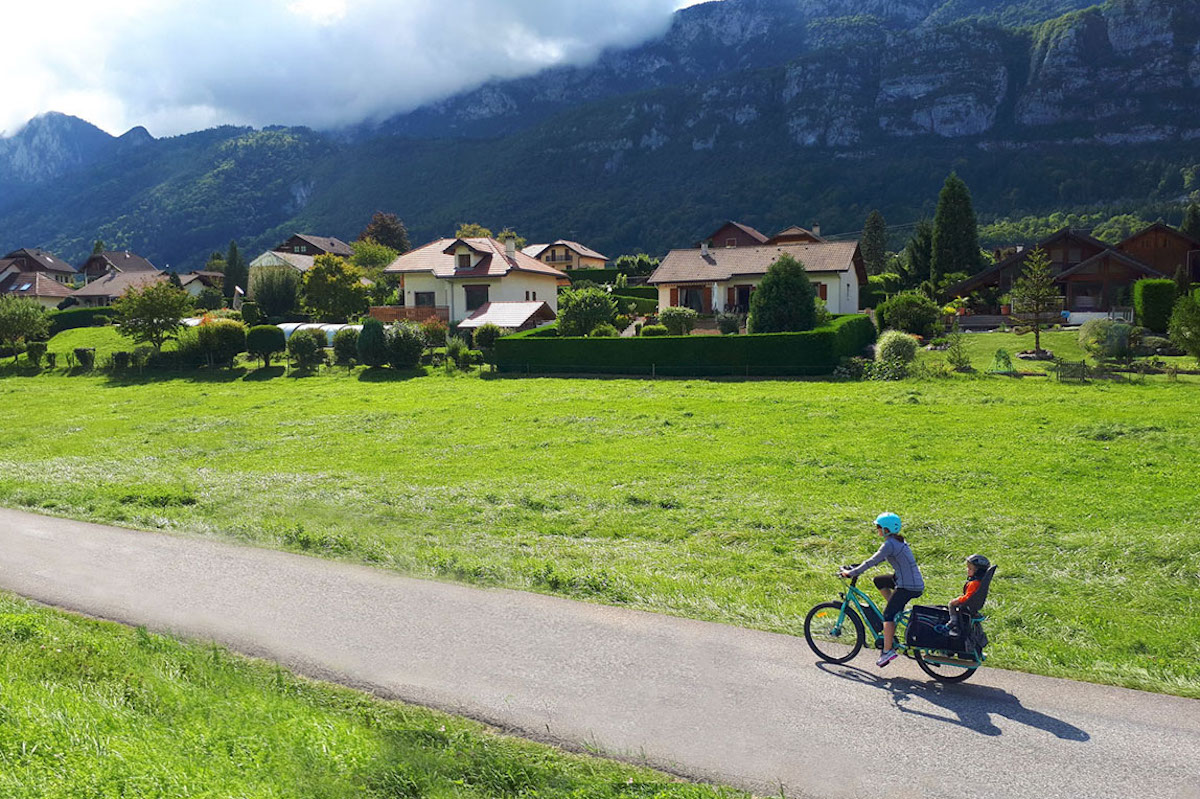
left=611, top=286, right=657, bottom=300
left=287, top=329, right=327, bottom=370
left=332, top=327, right=358, bottom=365
left=559, top=287, right=618, bottom=337
left=44, top=352, right=56, bottom=368
left=246, top=325, right=286, bottom=367
left=73, top=347, right=96, bottom=370
left=25, top=341, right=47, bottom=367
left=613, top=314, right=632, bottom=331
left=240, top=301, right=263, bottom=326
left=875, top=330, right=918, bottom=363
left=611, top=294, right=657, bottom=315
left=1168, top=293, right=1200, bottom=364
left=385, top=322, right=425, bottom=369
left=1133, top=279, right=1176, bottom=334
left=640, top=324, right=669, bottom=337
left=194, top=286, right=225, bottom=311
left=111, top=351, right=132, bottom=370
left=589, top=323, right=620, bottom=337
left=196, top=319, right=247, bottom=367
left=875, top=292, right=941, bottom=337
left=747, top=254, right=816, bottom=333
left=473, top=323, right=503, bottom=352
left=421, top=318, right=448, bottom=348
left=173, top=328, right=206, bottom=367
left=1079, top=319, right=1137, bottom=360
left=716, top=311, right=741, bottom=335
left=357, top=318, right=389, bottom=367
left=659, top=306, right=698, bottom=336
left=445, top=335, right=470, bottom=369
left=48, top=306, right=117, bottom=335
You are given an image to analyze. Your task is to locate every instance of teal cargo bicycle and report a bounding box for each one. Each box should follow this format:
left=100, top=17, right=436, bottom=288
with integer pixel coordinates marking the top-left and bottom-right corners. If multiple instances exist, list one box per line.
left=803, top=563, right=996, bottom=683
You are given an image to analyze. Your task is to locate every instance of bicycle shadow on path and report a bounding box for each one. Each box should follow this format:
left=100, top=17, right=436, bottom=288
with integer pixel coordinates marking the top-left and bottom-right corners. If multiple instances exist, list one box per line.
left=816, top=662, right=1090, bottom=741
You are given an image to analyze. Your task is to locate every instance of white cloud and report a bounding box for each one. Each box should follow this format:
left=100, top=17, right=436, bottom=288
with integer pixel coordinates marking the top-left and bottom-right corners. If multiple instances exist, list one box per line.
left=1, top=0, right=715, bottom=138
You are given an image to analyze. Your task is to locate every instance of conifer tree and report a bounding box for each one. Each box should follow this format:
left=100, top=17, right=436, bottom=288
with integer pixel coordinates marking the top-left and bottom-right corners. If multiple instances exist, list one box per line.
left=223, top=240, right=248, bottom=299
left=1009, top=247, right=1058, bottom=354
left=931, top=173, right=980, bottom=294
left=903, top=219, right=933, bottom=292
left=861, top=210, right=888, bottom=276
left=1181, top=202, right=1200, bottom=240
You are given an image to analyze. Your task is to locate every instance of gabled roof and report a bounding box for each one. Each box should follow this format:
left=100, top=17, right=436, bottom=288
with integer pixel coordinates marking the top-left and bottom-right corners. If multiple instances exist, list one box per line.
left=457, top=301, right=556, bottom=329
left=83, top=251, right=160, bottom=273
left=1054, top=249, right=1167, bottom=281
left=702, top=221, right=769, bottom=246
left=0, top=271, right=75, bottom=298
left=944, top=227, right=1110, bottom=295
left=253, top=250, right=316, bottom=272
left=1117, top=221, right=1200, bottom=250
left=2, top=248, right=76, bottom=274
left=768, top=226, right=826, bottom=244
left=522, top=244, right=550, bottom=259
left=649, top=241, right=864, bottom=284
left=282, top=234, right=354, bottom=257
left=72, top=270, right=166, bottom=298
left=385, top=238, right=565, bottom=279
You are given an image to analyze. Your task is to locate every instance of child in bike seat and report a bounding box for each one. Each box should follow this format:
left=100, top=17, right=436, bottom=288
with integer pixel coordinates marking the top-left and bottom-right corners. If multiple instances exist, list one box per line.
left=840, top=512, right=924, bottom=668
left=943, top=554, right=990, bottom=636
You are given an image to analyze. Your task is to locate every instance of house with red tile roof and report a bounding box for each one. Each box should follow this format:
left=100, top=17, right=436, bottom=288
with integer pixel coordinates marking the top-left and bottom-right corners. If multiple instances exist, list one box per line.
left=382, top=237, right=563, bottom=324
left=0, top=271, right=76, bottom=309
left=1, top=248, right=79, bottom=285
left=521, top=240, right=608, bottom=270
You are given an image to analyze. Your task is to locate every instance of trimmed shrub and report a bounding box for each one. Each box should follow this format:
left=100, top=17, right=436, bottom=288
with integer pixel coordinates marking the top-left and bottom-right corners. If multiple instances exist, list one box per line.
left=246, top=325, right=286, bottom=367
left=497, top=315, right=868, bottom=376
left=640, top=324, right=669, bottom=337
left=565, top=268, right=622, bottom=284
left=559, top=287, right=618, bottom=337
left=332, top=327, right=359, bottom=365
left=74, top=347, right=96, bottom=370
left=614, top=314, right=632, bottom=331
left=357, top=318, right=389, bottom=366
left=716, top=311, right=741, bottom=335
left=26, top=341, right=47, bottom=367
left=45, top=352, right=57, bottom=368
left=196, top=319, right=247, bottom=367
left=111, top=351, right=132, bottom=370
left=287, top=328, right=327, bottom=370
left=611, top=294, right=657, bottom=315
left=876, top=330, right=918, bottom=363
left=173, top=328, right=206, bottom=367
left=385, top=321, right=425, bottom=369
left=473, top=323, right=503, bottom=351
left=747, top=253, right=816, bottom=333
left=832, top=314, right=877, bottom=358
left=1168, top=293, right=1200, bottom=364
left=589, top=323, right=620, bottom=337
left=875, top=292, right=941, bottom=337
left=660, top=306, right=699, bottom=335
left=611, top=286, right=657, bottom=300
left=1133, top=278, right=1176, bottom=334
left=48, top=306, right=117, bottom=335
left=240, top=301, right=263, bottom=326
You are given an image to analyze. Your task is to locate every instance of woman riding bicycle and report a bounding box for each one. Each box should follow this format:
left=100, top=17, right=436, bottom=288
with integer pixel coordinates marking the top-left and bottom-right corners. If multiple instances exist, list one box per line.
left=839, top=513, right=924, bottom=667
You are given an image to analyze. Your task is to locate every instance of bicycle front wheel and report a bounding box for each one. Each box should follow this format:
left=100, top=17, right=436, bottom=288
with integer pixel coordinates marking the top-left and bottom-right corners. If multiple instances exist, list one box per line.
left=804, top=602, right=864, bottom=663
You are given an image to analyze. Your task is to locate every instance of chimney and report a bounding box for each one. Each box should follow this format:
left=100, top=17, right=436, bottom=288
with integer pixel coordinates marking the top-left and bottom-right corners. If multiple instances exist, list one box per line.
left=701, top=240, right=710, bottom=257
left=812, top=222, right=821, bottom=237
left=505, top=237, right=516, bottom=257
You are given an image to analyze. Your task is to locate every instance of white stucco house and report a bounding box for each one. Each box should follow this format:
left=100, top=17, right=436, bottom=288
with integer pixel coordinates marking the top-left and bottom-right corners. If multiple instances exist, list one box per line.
left=382, top=237, right=564, bottom=324
left=648, top=228, right=867, bottom=316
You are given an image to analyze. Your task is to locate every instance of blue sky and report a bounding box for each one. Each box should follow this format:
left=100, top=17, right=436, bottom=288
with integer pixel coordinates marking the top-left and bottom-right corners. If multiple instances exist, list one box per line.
left=3, top=0, right=716, bottom=138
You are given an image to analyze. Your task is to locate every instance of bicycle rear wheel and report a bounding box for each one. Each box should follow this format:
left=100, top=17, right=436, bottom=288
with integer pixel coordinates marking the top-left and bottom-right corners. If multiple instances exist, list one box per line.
left=804, top=602, right=864, bottom=663
left=913, top=649, right=978, bottom=683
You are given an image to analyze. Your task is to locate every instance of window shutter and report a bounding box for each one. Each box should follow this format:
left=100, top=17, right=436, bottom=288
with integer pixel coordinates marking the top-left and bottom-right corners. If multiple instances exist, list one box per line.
left=727, top=287, right=736, bottom=307
left=702, top=288, right=712, bottom=314
left=669, top=287, right=679, bottom=306
left=817, top=283, right=828, bottom=301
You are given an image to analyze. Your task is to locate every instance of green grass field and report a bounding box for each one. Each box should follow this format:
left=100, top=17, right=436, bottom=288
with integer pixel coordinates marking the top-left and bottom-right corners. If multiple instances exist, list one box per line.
left=2, top=329, right=1199, bottom=697
left=918, top=329, right=1195, bottom=374
left=0, top=594, right=736, bottom=798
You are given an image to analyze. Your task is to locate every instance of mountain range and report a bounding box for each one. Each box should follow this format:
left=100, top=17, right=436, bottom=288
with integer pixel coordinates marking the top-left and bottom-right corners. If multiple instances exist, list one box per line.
left=2, top=0, right=1199, bottom=271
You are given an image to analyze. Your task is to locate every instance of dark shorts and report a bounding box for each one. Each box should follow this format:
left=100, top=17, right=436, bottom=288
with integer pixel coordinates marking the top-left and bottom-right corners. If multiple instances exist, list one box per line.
left=873, top=574, right=923, bottom=622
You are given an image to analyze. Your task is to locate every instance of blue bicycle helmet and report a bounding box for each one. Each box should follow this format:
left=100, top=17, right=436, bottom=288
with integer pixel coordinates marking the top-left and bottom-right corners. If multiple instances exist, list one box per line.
left=874, top=512, right=902, bottom=535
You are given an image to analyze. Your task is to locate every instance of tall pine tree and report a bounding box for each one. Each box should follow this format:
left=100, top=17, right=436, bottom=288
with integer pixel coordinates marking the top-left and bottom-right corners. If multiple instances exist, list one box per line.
left=903, top=219, right=933, bottom=291
left=861, top=210, right=888, bottom=276
left=223, top=240, right=248, bottom=299
left=1181, top=201, right=1200, bottom=240
left=931, top=172, right=980, bottom=294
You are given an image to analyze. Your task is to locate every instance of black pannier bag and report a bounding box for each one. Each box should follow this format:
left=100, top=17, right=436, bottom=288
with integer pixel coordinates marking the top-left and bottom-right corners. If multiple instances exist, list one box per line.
left=905, top=605, right=961, bottom=652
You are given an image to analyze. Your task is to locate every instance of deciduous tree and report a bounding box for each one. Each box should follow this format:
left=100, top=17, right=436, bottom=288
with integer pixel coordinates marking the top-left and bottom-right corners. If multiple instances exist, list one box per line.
left=300, top=255, right=370, bottom=323
left=557, top=287, right=617, bottom=337
left=114, top=281, right=193, bottom=351
left=358, top=211, right=411, bottom=253
left=0, top=296, right=50, bottom=361
left=251, top=269, right=299, bottom=318
left=455, top=223, right=493, bottom=239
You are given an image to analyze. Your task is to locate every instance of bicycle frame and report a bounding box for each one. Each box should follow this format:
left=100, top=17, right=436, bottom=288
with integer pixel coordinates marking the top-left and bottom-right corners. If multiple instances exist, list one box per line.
left=835, top=577, right=986, bottom=668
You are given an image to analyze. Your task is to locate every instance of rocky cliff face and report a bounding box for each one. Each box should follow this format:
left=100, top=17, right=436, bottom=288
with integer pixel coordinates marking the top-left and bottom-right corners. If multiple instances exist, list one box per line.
left=0, top=113, right=152, bottom=185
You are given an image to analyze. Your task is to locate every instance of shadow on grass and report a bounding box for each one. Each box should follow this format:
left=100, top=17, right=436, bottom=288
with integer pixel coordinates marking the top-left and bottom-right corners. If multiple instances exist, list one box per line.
left=356, top=366, right=426, bottom=382
left=244, top=366, right=286, bottom=381
left=815, top=661, right=1089, bottom=740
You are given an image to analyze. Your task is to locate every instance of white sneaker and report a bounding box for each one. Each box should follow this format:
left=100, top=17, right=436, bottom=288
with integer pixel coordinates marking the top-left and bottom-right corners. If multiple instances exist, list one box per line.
left=876, top=649, right=898, bottom=667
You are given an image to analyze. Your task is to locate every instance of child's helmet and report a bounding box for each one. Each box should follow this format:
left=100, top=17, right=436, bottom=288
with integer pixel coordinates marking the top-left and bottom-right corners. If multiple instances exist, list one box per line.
left=966, top=554, right=990, bottom=568
left=873, top=512, right=902, bottom=535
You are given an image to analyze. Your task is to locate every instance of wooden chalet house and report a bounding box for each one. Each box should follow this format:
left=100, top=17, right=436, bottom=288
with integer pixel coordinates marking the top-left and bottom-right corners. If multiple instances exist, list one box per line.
left=946, top=224, right=1194, bottom=314
left=0, top=248, right=79, bottom=285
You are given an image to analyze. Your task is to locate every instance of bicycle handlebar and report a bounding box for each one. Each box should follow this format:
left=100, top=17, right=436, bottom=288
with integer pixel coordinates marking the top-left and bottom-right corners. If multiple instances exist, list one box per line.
left=839, top=564, right=861, bottom=587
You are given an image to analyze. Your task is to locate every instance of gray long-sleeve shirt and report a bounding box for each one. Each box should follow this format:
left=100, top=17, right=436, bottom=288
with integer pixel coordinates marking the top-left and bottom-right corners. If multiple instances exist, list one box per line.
left=848, top=536, right=924, bottom=592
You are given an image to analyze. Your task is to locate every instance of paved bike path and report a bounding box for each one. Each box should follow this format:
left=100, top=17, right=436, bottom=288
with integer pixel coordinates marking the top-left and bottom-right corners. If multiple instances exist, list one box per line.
left=1, top=507, right=1197, bottom=799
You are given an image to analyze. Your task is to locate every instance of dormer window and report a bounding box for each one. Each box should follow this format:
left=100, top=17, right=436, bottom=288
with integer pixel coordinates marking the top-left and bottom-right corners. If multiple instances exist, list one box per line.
left=726, top=238, right=737, bottom=248
left=457, top=252, right=472, bottom=270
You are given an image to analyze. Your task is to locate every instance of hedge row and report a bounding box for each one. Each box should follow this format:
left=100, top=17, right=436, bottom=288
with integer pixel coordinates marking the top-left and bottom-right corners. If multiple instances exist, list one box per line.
left=612, top=287, right=657, bottom=300
left=611, top=294, right=658, bottom=314
left=48, top=306, right=117, bottom=335
left=1133, top=279, right=1176, bottom=334
left=564, top=268, right=621, bottom=284
left=496, top=314, right=876, bottom=376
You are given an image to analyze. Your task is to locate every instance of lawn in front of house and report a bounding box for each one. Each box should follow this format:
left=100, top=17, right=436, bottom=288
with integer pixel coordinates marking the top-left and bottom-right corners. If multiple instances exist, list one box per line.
left=0, top=593, right=735, bottom=798
left=1, top=365, right=1198, bottom=697
left=917, top=329, right=1197, bottom=374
